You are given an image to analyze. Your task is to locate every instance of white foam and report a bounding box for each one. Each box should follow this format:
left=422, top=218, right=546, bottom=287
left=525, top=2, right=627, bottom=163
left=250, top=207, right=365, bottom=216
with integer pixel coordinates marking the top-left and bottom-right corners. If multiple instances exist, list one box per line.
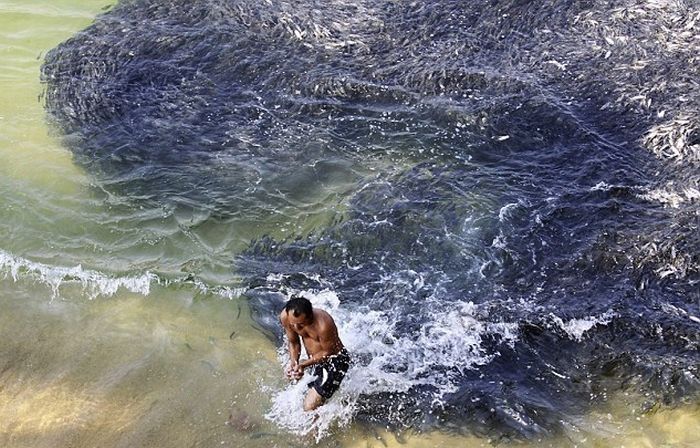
left=0, top=249, right=155, bottom=299
left=491, top=233, right=507, bottom=249
left=192, top=279, right=246, bottom=300
left=549, top=310, right=617, bottom=342
left=305, top=288, right=341, bottom=310
left=264, top=369, right=357, bottom=442
left=589, top=182, right=649, bottom=194
left=590, top=181, right=614, bottom=192
left=498, top=201, right=523, bottom=222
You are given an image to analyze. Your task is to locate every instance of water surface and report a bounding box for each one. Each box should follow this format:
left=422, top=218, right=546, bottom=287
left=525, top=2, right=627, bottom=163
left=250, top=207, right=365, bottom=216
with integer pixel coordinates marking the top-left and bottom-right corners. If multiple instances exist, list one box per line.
left=1, top=0, right=699, bottom=446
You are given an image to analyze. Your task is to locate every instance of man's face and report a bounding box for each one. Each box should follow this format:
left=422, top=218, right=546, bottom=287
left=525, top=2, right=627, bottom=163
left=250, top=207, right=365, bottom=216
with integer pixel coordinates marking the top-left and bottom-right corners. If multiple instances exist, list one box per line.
left=288, top=311, right=312, bottom=332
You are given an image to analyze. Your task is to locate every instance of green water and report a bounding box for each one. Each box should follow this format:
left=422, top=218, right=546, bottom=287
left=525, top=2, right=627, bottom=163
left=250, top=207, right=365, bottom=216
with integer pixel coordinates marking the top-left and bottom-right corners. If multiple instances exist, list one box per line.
left=0, top=1, right=698, bottom=447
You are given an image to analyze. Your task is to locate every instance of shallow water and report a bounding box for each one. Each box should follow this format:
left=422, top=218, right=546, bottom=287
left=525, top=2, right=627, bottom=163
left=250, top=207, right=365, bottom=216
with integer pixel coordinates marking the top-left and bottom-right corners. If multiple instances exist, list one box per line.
left=1, top=0, right=699, bottom=447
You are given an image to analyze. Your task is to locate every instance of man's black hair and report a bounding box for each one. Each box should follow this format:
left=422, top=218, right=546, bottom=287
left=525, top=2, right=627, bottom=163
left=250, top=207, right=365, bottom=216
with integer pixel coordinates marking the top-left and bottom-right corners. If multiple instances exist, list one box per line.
left=284, top=295, right=313, bottom=318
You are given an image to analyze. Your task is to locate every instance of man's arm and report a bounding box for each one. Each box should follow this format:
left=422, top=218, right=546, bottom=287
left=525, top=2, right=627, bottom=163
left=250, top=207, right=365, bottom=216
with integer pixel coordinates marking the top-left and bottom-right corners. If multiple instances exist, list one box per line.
left=280, top=311, right=302, bottom=368
left=297, top=349, right=334, bottom=369
left=298, top=318, right=341, bottom=369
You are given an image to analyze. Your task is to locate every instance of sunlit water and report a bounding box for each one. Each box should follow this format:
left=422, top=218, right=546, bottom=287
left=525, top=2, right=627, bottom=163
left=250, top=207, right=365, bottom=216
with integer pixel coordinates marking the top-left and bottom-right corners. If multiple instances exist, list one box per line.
left=1, top=1, right=699, bottom=447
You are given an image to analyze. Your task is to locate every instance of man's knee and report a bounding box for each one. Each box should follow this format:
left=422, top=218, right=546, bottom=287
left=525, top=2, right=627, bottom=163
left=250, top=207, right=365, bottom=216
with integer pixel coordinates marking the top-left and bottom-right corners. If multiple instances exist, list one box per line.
left=303, top=388, right=325, bottom=411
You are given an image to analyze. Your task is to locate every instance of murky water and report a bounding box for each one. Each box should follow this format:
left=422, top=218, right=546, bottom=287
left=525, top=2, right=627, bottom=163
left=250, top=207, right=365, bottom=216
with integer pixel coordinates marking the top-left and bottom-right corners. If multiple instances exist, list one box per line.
left=1, top=0, right=699, bottom=447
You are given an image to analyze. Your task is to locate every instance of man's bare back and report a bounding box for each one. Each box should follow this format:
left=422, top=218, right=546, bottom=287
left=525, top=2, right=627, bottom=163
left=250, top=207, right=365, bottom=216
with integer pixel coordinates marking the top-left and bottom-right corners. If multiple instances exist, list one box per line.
left=279, top=296, right=350, bottom=411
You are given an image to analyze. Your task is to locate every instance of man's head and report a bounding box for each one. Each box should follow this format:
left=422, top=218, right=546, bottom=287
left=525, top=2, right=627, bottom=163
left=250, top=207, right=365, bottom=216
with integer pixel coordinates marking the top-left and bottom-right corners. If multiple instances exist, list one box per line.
left=284, top=295, right=313, bottom=331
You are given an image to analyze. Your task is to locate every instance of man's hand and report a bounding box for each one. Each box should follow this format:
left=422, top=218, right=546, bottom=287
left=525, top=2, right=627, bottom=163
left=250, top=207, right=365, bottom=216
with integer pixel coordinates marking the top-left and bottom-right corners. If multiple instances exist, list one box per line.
left=285, top=363, right=303, bottom=381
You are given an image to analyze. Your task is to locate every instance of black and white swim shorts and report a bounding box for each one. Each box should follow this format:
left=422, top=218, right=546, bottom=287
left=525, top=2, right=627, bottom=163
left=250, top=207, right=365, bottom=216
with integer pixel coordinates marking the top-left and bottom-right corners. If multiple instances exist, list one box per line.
left=307, top=348, right=351, bottom=400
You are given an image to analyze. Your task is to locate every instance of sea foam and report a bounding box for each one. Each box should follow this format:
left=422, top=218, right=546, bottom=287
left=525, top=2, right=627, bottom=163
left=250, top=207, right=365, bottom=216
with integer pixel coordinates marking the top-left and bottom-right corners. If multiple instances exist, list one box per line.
left=0, top=249, right=247, bottom=301
left=549, top=310, right=617, bottom=342
left=0, top=249, right=155, bottom=299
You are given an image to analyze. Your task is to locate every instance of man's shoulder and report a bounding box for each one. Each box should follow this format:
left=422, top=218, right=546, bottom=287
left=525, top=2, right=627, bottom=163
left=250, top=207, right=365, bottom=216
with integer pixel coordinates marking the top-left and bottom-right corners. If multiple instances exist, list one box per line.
left=316, top=309, right=337, bottom=329
left=279, top=309, right=288, bottom=323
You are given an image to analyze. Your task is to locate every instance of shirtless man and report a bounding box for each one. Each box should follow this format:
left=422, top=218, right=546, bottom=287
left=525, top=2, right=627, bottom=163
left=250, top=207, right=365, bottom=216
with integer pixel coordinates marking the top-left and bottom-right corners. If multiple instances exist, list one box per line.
left=279, top=295, right=351, bottom=411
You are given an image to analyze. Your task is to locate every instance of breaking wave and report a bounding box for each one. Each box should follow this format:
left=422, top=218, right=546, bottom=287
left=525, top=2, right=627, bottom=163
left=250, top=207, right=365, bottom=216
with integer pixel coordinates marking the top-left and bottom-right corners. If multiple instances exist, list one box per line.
left=0, top=249, right=244, bottom=300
